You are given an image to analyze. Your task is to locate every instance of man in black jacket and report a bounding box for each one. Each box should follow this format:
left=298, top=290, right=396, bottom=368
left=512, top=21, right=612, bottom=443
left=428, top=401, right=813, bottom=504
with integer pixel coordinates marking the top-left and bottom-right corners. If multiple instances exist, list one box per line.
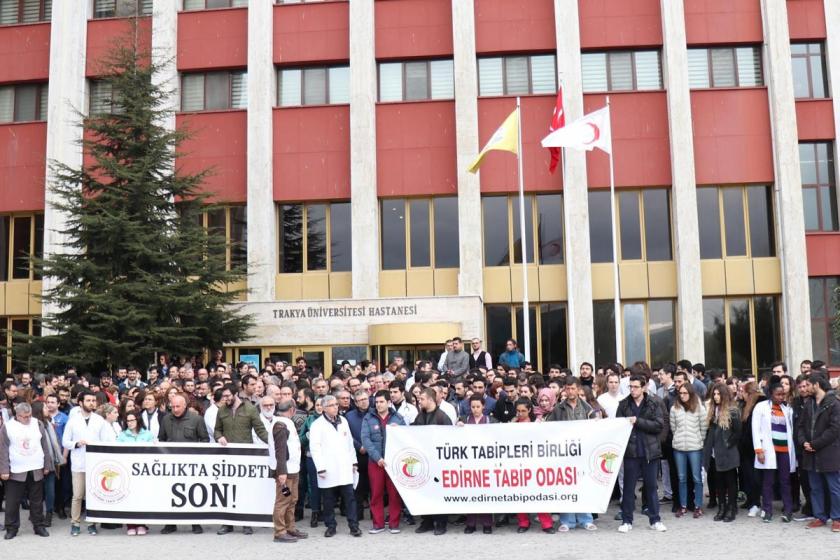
left=616, top=375, right=666, bottom=533
left=413, top=388, right=451, bottom=535
left=796, top=375, right=840, bottom=531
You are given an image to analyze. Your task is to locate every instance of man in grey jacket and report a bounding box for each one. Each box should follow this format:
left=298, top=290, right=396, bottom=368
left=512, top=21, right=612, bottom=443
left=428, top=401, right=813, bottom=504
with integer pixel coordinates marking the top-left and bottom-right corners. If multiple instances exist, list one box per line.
left=444, top=337, right=470, bottom=376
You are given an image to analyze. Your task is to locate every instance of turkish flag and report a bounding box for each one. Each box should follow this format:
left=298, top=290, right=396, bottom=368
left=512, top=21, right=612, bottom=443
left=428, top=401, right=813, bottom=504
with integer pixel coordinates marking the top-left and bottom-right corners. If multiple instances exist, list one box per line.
left=548, top=87, right=565, bottom=174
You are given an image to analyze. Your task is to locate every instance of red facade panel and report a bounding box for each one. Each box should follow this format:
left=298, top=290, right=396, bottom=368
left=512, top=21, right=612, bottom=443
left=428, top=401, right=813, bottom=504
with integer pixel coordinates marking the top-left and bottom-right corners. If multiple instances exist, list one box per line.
left=274, top=2, right=349, bottom=64
left=376, top=101, right=457, bottom=197
left=685, top=0, right=763, bottom=45
left=477, top=96, right=563, bottom=193
left=273, top=106, right=350, bottom=202
left=691, top=88, right=774, bottom=185
left=86, top=18, right=152, bottom=77
left=584, top=92, right=671, bottom=188
left=0, top=123, right=46, bottom=212
left=787, top=0, right=826, bottom=41
left=807, top=233, right=840, bottom=276
left=579, top=0, right=662, bottom=49
left=178, top=8, right=247, bottom=71
left=796, top=99, right=835, bottom=141
left=475, top=0, right=556, bottom=54
left=375, top=0, right=452, bottom=59
left=0, top=23, right=50, bottom=84
left=176, top=111, right=247, bottom=202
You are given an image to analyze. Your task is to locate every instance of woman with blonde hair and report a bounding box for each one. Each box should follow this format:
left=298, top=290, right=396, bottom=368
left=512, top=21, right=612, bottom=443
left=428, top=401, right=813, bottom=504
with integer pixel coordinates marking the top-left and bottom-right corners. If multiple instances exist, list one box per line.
left=704, top=382, right=742, bottom=522
left=95, top=403, right=121, bottom=441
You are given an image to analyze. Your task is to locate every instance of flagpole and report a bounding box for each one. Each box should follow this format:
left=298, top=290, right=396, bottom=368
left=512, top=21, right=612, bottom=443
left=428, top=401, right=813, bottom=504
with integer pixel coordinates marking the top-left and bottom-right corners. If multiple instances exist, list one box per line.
left=515, top=96, right=531, bottom=363
left=606, top=96, right=622, bottom=365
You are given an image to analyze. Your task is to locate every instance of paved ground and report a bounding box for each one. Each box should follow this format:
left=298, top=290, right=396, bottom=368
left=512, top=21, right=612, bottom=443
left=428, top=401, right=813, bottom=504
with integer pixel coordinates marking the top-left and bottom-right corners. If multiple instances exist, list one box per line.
left=3, top=504, right=836, bottom=559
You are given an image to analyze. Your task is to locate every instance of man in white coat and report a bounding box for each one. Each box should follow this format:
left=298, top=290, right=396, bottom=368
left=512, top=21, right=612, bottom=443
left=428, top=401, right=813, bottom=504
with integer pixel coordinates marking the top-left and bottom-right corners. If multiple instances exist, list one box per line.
left=308, top=395, right=361, bottom=538
left=62, top=391, right=106, bottom=537
left=752, top=378, right=797, bottom=522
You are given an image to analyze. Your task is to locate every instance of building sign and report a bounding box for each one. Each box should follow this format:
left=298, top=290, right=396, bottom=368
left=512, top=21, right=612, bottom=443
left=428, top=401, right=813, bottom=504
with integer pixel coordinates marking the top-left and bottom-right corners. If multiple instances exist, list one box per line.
left=272, top=304, right=419, bottom=320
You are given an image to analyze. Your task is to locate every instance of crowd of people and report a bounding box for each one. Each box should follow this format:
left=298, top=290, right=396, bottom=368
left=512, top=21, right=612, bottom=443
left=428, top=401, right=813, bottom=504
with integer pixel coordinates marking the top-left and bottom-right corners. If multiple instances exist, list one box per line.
left=1, top=337, right=839, bottom=542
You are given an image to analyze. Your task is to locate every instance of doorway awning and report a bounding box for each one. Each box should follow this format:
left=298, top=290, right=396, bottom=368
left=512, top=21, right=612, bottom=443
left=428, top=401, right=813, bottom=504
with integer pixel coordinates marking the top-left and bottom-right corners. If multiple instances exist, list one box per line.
left=368, top=322, right=462, bottom=346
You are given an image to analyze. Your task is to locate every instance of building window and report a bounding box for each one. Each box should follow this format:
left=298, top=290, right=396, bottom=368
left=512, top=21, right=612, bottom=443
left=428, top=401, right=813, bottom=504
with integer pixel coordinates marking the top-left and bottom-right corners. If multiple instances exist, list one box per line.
left=687, top=47, right=763, bottom=89
left=201, top=206, right=246, bottom=271
left=588, top=191, right=613, bottom=263
left=93, top=0, right=152, bottom=18
left=0, top=0, right=51, bottom=24
left=0, top=83, right=48, bottom=123
left=593, top=300, right=616, bottom=366
left=478, top=54, right=556, bottom=96
left=277, top=65, right=349, bottom=107
left=482, top=194, right=563, bottom=266
left=181, top=71, right=247, bottom=112
left=617, top=189, right=673, bottom=261
left=791, top=43, right=827, bottom=99
left=378, top=60, right=454, bottom=102
left=0, top=214, right=43, bottom=281
left=703, top=296, right=781, bottom=376
left=809, top=277, right=840, bottom=367
left=800, top=142, right=838, bottom=232
left=184, top=0, right=248, bottom=9
left=89, top=80, right=122, bottom=116
left=279, top=202, right=351, bottom=273
left=486, top=303, right=567, bottom=371
left=696, top=186, right=775, bottom=259
left=0, top=316, right=40, bottom=374
left=594, top=299, right=676, bottom=367
left=380, top=198, right=459, bottom=271
left=581, top=50, right=662, bottom=93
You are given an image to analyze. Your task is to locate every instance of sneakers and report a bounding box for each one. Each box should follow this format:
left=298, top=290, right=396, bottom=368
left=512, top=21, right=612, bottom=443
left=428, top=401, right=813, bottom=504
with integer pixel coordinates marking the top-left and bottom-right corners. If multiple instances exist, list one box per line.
left=794, top=513, right=814, bottom=522
left=70, top=525, right=81, bottom=537
left=832, top=520, right=840, bottom=532
left=584, top=523, right=597, bottom=531
left=127, top=528, right=137, bottom=536
left=557, top=524, right=570, bottom=533
left=650, top=522, right=667, bottom=532
left=781, top=513, right=792, bottom=523
left=137, top=526, right=147, bottom=536
left=369, top=527, right=386, bottom=534
left=617, top=523, right=632, bottom=533
left=747, top=506, right=760, bottom=518
left=763, top=513, right=773, bottom=523
left=87, top=525, right=98, bottom=536
left=806, top=519, right=826, bottom=529
left=389, top=528, right=401, bottom=534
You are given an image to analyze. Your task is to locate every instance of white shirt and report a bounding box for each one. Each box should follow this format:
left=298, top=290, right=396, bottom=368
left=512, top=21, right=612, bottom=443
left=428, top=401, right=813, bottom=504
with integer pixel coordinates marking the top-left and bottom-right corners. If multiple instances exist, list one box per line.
left=438, top=400, right=458, bottom=424
left=141, top=409, right=162, bottom=440
left=4, top=418, right=44, bottom=474
left=204, top=402, right=218, bottom=443
left=394, top=399, right=418, bottom=424
left=62, top=412, right=106, bottom=472
left=269, top=416, right=301, bottom=474
left=597, top=391, right=625, bottom=419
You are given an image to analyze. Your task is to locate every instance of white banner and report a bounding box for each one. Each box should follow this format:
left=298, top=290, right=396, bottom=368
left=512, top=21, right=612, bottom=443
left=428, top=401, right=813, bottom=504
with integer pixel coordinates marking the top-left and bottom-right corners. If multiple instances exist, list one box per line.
left=84, top=443, right=274, bottom=526
left=384, top=419, right=631, bottom=514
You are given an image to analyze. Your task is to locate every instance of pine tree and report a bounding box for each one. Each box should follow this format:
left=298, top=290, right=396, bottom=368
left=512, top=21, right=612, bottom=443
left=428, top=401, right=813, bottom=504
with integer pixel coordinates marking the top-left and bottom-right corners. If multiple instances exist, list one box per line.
left=19, top=31, right=252, bottom=373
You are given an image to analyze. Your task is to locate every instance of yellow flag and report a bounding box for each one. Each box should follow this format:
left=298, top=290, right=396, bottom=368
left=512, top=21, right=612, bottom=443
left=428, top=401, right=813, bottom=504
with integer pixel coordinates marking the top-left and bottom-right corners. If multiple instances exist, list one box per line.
left=467, top=108, right=519, bottom=173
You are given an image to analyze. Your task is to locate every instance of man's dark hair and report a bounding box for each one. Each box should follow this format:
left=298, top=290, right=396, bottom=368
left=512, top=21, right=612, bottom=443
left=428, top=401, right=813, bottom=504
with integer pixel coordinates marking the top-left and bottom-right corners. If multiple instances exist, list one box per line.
left=374, top=389, right=391, bottom=402
left=580, top=361, right=593, bottom=370
left=674, top=371, right=689, bottom=383
left=503, top=376, right=517, bottom=388
left=389, top=380, right=406, bottom=393
left=811, top=374, right=831, bottom=392
left=468, top=393, right=485, bottom=405
left=677, top=359, right=692, bottom=371
left=566, top=376, right=582, bottom=388
left=628, top=374, right=647, bottom=389
left=213, top=388, right=225, bottom=403
left=661, top=363, right=676, bottom=376
left=692, top=363, right=706, bottom=375
left=420, top=387, right=437, bottom=402
left=771, top=361, right=788, bottom=372
left=452, top=336, right=462, bottom=343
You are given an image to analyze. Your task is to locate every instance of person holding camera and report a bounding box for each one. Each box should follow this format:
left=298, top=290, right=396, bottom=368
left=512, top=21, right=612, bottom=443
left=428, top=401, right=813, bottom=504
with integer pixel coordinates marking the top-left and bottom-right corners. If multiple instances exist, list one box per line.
left=271, top=400, right=307, bottom=543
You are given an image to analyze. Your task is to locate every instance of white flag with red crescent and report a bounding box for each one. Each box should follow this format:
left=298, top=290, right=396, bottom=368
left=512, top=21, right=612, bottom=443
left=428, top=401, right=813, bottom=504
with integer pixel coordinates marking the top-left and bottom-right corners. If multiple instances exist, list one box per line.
left=541, top=106, right=612, bottom=155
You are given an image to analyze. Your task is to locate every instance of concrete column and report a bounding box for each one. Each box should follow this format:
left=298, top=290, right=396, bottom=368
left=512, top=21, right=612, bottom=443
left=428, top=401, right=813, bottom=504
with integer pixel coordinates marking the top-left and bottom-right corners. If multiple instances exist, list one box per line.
left=246, top=0, right=277, bottom=301
left=554, top=0, right=594, bottom=369
left=760, top=0, right=812, bottom=365
left=151, top=0, right=179, bottom=126
left=824, top=0, right=840, bottom=222
left=451, top=0, right=483, bottom=297
left=42, top=0, right=90, bottom=331
left=349, top=0, right=380, bottom=298
left=660, top=0, right=705, bottom=362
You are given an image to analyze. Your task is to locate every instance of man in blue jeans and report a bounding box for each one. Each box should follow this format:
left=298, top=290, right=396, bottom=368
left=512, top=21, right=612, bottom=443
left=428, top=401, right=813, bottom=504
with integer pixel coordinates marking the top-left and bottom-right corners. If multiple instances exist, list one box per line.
left=616, top=374, right=667, bottom=533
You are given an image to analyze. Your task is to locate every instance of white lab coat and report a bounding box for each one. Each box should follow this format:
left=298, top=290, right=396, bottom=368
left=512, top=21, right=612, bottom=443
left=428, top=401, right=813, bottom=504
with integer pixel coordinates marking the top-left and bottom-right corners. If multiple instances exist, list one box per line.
left=308, top=414, right=356, bottom=489
left=751, top=400, right=797, bottom=472
left=62, top=412, right=106, bottom=472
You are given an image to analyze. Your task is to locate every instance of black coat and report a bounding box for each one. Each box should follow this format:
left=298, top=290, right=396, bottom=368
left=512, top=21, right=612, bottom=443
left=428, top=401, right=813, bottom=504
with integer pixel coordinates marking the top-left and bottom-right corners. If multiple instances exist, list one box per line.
left=616, top=393, right=664, bottom=461
left=413, top=407, right=453, bottom=426
left=703, top=407, right=741, bottom=472
left=795, top=392, right=840, bottom=473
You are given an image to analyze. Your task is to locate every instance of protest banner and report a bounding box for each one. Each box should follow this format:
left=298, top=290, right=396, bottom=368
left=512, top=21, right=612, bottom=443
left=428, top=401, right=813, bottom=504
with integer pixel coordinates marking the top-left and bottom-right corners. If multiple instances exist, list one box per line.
left=384, top=419, right=631, bottom=514
left=84, top=443, right=274, bottom=526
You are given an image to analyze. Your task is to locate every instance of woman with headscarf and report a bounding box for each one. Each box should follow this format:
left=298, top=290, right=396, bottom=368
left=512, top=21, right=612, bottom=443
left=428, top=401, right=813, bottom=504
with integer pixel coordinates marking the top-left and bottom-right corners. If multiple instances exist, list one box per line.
left=534, top=387, right=557, bottom=421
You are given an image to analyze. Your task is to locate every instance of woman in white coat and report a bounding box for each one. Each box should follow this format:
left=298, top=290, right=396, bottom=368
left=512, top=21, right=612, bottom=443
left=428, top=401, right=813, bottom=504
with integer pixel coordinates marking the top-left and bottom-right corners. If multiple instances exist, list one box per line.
left=751, top=379, right=797, bottom=522
left=308, top=395, right=361, bottom=537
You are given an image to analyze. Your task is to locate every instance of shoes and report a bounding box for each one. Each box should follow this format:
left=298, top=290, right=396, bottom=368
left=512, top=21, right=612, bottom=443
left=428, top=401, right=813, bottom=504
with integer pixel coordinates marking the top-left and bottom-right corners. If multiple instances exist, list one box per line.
left=748, top=506, right=760, bottom=518
left=723, top=505, right=736, bottom=523
left=832, top=520, right=840, bottom=532
left=495, top=515, right=510, bottom=527
left=192, top=525, right=203, bottom=534
left=217, top=525, right=233, bottom=535
left=273, top=533, right=298, bottom=543
left=137, top=526, right=148, bottom=535
left=242, top=526, right=253, bottom=535
left=650, top=522, right=667, bottom=532
left=161, top=525, right=177, bottom=535
left=295, top=511, right=304, bottom=522
left=557, top=524, right=570, bottom=533
left=324, top=527, right=337, bottom=537
left=389, top=528, right=401, bottom=534
left=34, top=526, right=49, bottom=537
left=659, top=495, right=673, bottom=503
left=288, top=529, right=308, bottom=539
left=584, top=523, right=597, bottom=531
left=517, top=526, right=529, bottom=533
left=127, top=528, right=137, bottom=536
left=641, top=506, right=650, bottom=516
left=806, top=519, right=826, bottom=529
left=613, top=512, right=623, bottom=521
left=56, top=508, right=67, bottom=520
left=369, top=527, right=386, bottom=534
left=453, top=515, right=466, bottom=525
left=433, top=526, right=447, bottom=536
left=714, top=504, right=725, bottom=522
left=71, top=525, right=81, bottom=537
left=310, top=513, right=320, bottom=528
left=707, top=499, right=718, bottom=509
left=414, top=523, right=433, bottom=534
left=45, top=512, right=53, bottom=527
left=763, top=513, right=773, bottom=523
left=675, top=508, right=686, bottom=518
left=781, top=513, right=792, bottom=523
left=482, top=527, right=492, bottom=535
left=463, top=526, right=475, bottom=534
left=793, top=513, right=814, bottom=522
left=4, top=530, right=17, bottom=540
left=693, top=508, right=704, bottom=519
left=542, top=527, right=556, bottom=534
left=350, top=527, right=362, bottom=537
left=88, top=525, right=98, bottom=536
left=617, top=523, right=632, bottom=533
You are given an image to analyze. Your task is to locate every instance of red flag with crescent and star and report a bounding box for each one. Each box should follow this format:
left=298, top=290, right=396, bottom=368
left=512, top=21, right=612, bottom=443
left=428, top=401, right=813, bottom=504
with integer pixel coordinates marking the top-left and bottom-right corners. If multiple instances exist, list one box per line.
left=548, top=87, right=565, bottom=174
